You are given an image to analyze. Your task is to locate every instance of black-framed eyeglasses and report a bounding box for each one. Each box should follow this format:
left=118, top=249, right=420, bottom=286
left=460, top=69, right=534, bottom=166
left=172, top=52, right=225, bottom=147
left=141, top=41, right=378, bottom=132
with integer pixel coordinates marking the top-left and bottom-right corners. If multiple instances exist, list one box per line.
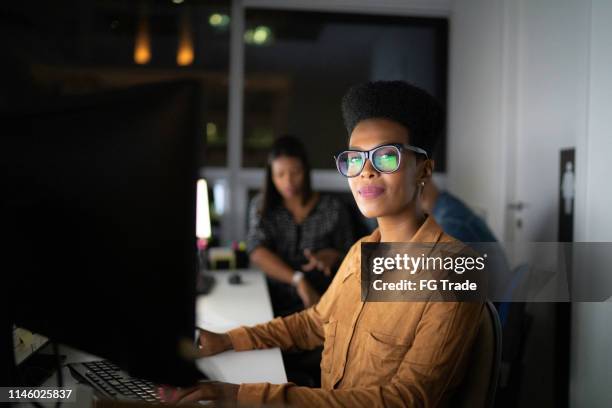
left=334, top=143, right=428, bottom=178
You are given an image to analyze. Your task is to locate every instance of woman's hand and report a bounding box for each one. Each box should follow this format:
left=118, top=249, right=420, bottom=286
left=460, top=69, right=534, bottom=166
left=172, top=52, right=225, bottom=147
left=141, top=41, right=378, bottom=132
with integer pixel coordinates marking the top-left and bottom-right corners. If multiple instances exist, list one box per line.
left=197, top=328, right=233, bottom=357
left=159, top=381, right=239, bottom=405
left=296, top=278, right=320, bottom=307
left=302, top=248, right=342, bottom=277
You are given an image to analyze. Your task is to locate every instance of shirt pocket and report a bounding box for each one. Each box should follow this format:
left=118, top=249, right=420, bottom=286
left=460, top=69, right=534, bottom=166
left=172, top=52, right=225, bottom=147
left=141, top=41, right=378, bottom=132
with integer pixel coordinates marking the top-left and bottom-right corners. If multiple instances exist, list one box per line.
left=357, top=331, right=412, bottom=386
left=321, top=320, right=338, bottom=373
left=367, top=331, right=412, bottom=362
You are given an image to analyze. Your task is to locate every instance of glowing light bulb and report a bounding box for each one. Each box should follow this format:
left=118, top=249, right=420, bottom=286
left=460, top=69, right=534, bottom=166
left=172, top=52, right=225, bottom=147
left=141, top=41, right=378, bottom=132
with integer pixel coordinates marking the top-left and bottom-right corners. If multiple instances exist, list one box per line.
left=209, top=13, right=223, bottom=26
left=253, top=26, right=271, bottom=45
left=177, top=13, right=194, bottom=66
left=134, top=17, right=151, bottom=64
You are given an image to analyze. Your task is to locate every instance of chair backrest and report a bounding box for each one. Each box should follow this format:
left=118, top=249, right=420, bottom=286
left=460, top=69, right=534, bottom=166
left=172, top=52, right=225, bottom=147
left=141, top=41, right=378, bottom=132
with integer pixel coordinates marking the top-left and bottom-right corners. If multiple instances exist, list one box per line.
left=453, top=301, right=502, bottom=408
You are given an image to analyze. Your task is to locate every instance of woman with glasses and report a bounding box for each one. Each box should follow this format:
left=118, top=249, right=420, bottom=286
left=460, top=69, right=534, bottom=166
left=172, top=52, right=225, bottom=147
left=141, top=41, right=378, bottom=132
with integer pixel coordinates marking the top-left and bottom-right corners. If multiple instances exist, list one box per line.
left=170, top=81, right=484, bottom=407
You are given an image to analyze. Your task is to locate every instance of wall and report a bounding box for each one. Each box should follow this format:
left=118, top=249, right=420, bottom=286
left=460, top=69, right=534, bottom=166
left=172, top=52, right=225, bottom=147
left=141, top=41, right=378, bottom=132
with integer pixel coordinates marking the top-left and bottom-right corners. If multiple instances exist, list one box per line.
left=448, top=0, right=590, bottom=241
left=570, top=0, right=612, bottom=407
left=512, top=0, right=589, bottom=242
left=447, top=0, right=506, bottom=237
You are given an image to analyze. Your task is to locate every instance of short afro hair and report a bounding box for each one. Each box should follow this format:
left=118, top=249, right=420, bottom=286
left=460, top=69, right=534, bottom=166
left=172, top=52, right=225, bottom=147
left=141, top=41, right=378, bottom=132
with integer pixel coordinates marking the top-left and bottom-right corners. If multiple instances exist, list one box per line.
left=341, top=80, right=444, bottom=156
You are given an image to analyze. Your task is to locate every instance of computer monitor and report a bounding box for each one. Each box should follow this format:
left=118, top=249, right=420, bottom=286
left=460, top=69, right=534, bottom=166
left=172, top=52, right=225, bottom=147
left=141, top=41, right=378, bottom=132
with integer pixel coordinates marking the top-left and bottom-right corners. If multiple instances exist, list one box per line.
left=2, top=80, right=204, bottom=386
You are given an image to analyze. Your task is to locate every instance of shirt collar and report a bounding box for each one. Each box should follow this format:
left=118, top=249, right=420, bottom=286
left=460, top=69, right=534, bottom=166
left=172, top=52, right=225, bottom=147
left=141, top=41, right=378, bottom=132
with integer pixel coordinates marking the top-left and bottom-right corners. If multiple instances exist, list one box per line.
left=343, top=215, right=445, bottom=282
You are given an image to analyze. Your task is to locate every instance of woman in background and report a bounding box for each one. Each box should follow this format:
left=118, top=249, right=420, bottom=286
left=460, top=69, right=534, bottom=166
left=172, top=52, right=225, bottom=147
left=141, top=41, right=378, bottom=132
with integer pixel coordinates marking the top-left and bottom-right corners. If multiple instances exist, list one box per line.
left=247, top=135, right=355, bottom=317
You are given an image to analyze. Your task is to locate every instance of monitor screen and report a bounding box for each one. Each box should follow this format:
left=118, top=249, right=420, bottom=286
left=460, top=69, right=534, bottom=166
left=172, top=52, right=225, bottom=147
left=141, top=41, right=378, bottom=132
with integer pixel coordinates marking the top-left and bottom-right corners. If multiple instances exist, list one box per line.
left=2, top=80, right=204, bottom=385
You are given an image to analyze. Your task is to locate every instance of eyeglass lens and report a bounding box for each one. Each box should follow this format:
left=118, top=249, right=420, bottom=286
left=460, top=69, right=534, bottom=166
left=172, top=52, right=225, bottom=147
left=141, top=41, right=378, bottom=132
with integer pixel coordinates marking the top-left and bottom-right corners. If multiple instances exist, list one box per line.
left=336, top=145, right=401, bottom=177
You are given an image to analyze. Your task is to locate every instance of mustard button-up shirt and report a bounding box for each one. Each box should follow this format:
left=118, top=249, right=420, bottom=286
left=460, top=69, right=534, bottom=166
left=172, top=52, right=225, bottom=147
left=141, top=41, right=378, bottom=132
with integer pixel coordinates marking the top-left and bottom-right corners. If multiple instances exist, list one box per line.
left=228, top=216, right=483, bottom=407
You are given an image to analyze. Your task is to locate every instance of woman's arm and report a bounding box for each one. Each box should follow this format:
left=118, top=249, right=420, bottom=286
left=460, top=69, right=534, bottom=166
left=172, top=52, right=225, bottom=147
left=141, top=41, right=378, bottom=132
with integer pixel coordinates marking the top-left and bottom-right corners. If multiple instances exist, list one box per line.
left=197, top=242, right=359, bottom=357
left=250, top=246, right=320, bottom=307
left=249, top=246, right=296, bottom=284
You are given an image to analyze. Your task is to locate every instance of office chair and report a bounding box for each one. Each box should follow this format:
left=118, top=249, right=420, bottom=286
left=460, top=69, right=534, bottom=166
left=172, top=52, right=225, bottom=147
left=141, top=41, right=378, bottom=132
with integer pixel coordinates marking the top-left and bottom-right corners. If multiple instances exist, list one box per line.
left=494, top=265, right=532, bottom=408
left=452, top=300, right=502, bottom=408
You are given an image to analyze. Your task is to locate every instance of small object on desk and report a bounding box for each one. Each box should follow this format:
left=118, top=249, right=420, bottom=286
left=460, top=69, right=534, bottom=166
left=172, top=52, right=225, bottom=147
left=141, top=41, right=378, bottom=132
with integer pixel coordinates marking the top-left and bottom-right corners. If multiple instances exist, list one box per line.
left=196, top=273, right=216, bottom=295
left=208, top=247, right=236, bottom=270
left=232, top=241, right=249, bottom=268
left=13, top=326, right=49, bottom=366
left=228, top=273, right=242, bottom=285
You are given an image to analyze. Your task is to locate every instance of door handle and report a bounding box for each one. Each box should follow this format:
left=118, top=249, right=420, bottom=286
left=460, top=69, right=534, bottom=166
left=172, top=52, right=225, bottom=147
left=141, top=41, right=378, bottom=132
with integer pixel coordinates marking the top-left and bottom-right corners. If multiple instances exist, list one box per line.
left=507, top=201, right=526, bottom=211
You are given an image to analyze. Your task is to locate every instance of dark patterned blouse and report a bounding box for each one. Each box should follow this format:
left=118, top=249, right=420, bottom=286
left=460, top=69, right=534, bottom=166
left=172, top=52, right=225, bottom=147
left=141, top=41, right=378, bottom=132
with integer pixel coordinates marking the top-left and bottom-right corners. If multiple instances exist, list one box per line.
left=246, top=193, right=356, bottom=315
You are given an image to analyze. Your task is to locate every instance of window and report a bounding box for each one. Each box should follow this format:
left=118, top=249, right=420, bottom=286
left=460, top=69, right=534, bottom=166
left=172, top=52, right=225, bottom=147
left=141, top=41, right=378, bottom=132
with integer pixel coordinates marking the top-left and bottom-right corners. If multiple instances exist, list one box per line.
left=4, top=0, right=231, bottom=166
left=242, top=9, right=448, bottom=170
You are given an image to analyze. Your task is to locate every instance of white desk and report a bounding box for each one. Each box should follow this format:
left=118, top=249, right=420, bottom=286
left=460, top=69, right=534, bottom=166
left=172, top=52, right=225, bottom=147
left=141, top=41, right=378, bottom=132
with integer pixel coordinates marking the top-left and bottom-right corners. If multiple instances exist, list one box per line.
left=195, top=269, right=287, bottom=384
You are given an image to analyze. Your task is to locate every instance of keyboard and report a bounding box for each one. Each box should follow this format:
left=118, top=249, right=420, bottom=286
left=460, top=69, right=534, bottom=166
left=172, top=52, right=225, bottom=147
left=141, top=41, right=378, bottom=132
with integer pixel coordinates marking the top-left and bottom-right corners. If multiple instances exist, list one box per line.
left=68, top=360, right=161, bottom=402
